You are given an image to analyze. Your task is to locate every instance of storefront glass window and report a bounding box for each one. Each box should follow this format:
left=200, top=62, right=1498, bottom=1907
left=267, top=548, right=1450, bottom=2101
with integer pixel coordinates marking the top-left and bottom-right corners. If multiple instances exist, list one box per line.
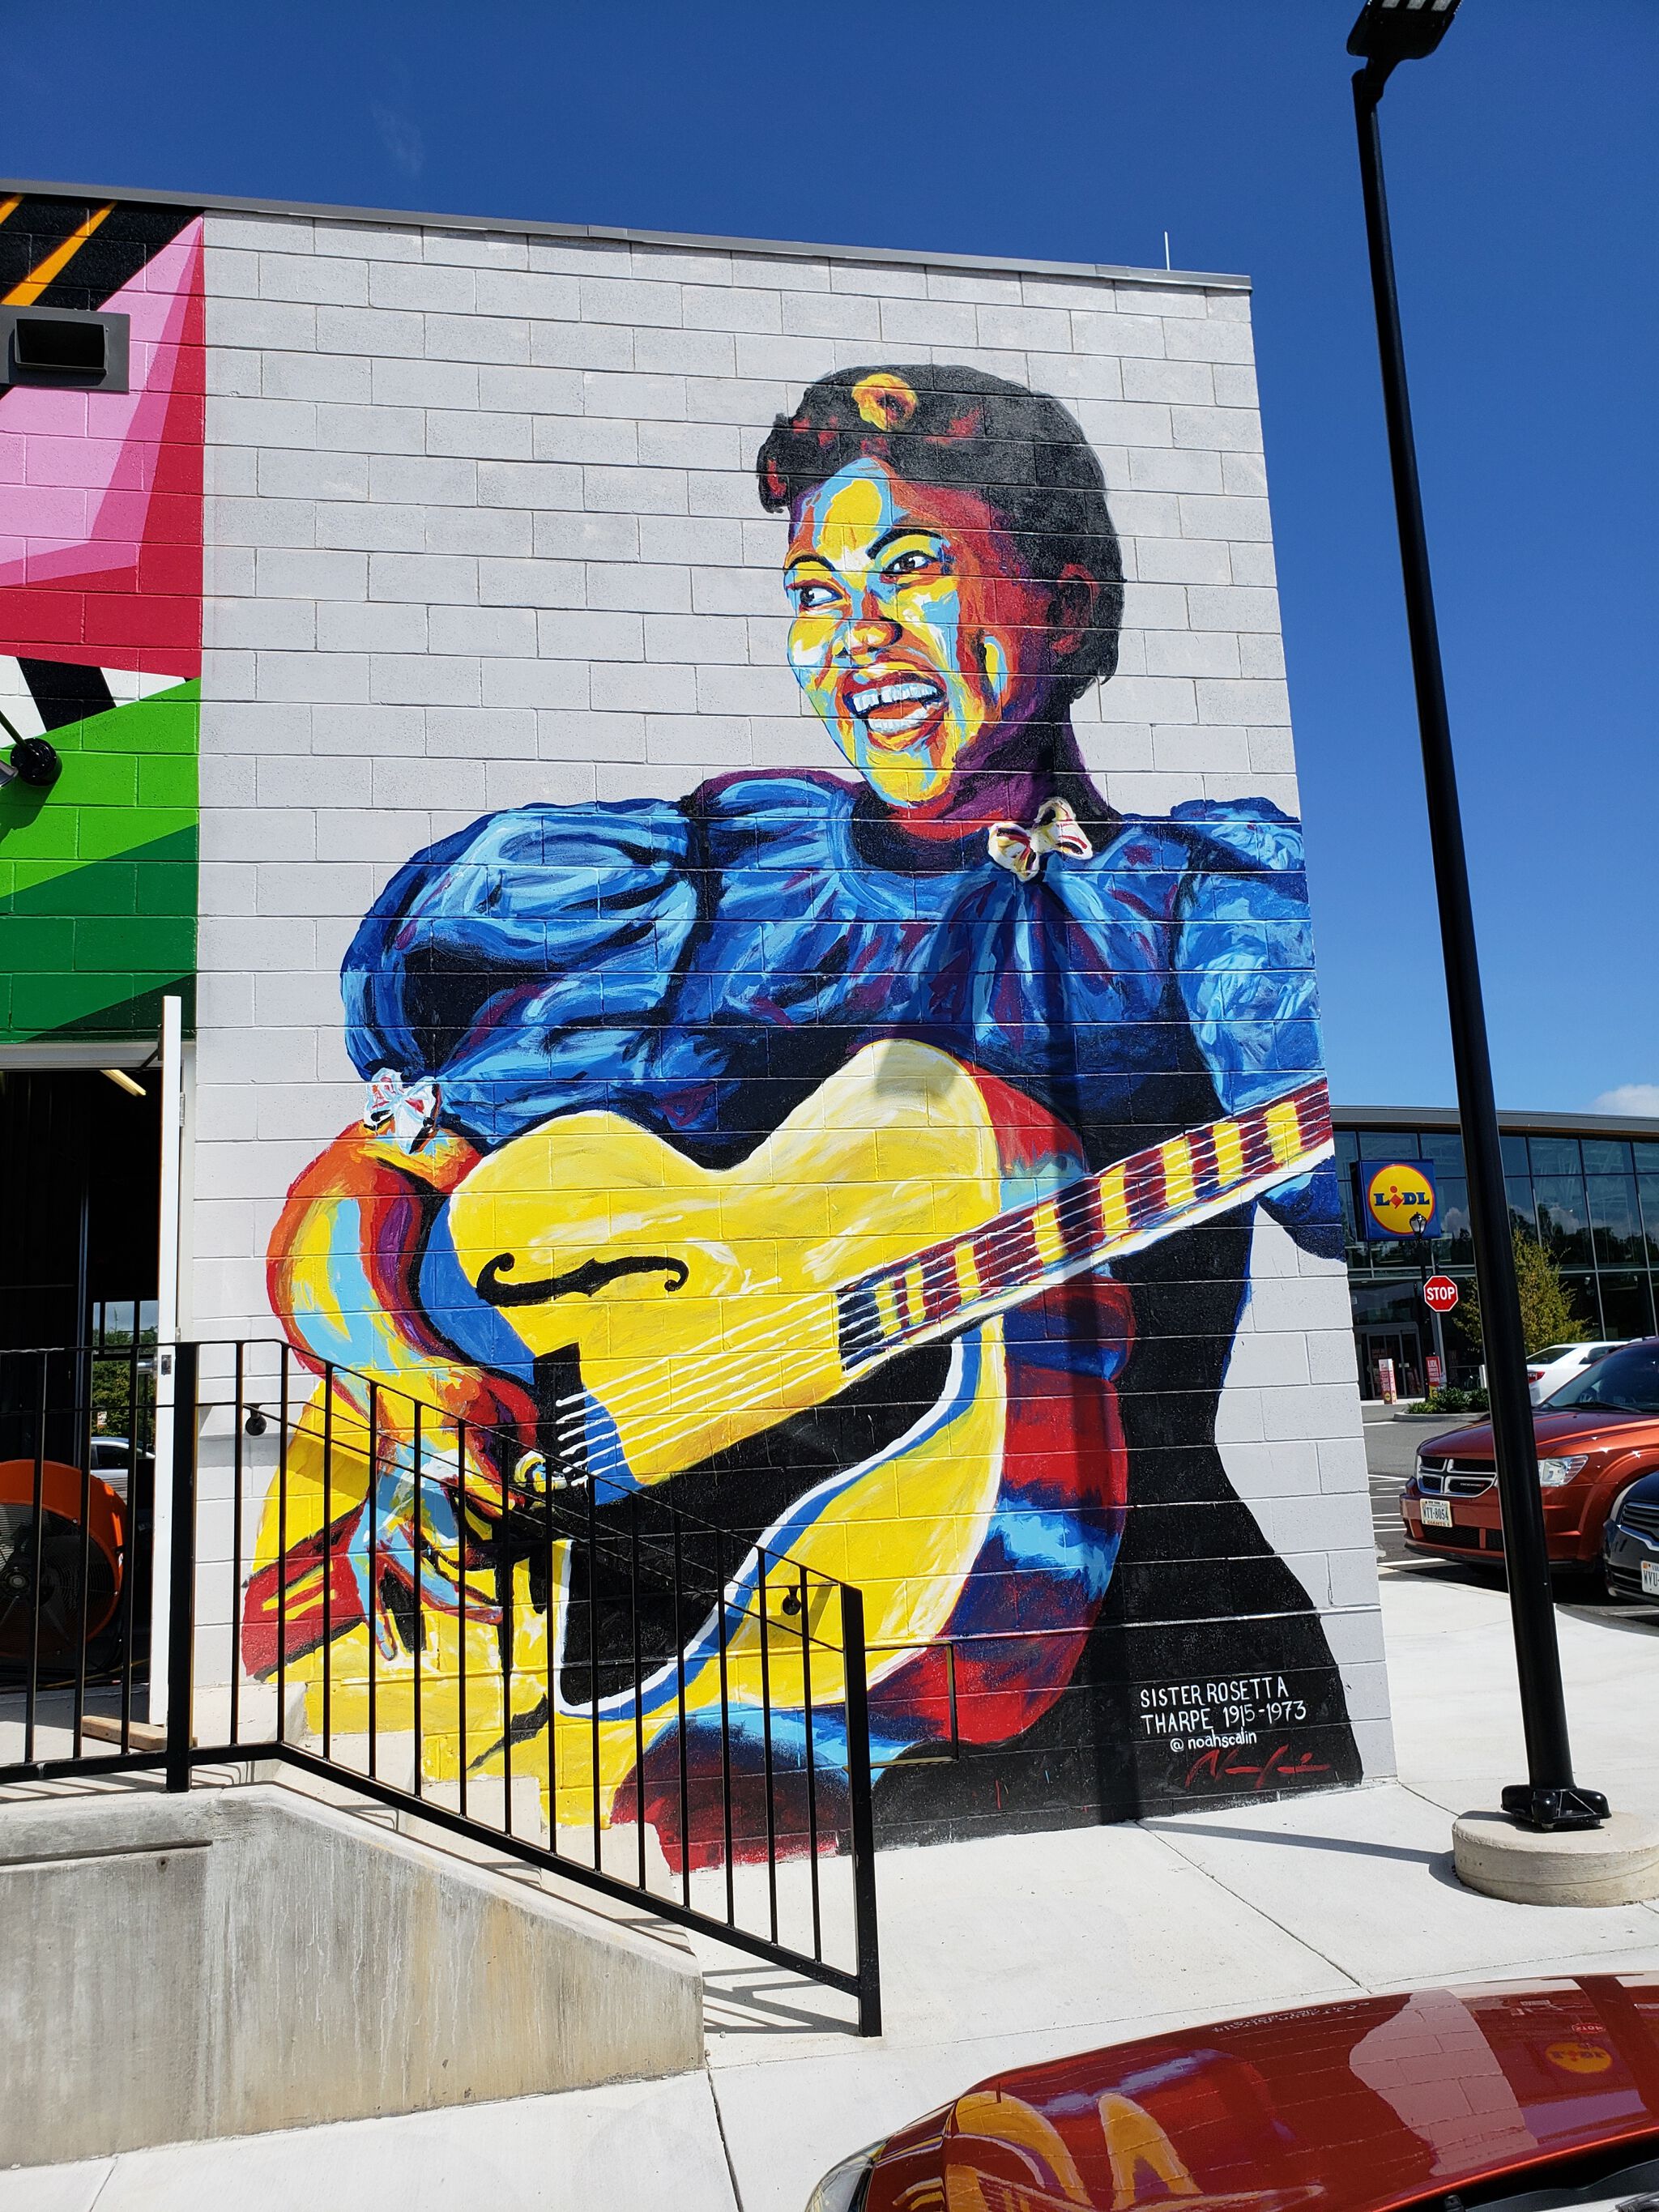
left=1596, top=1272, right=1655, bottom=1340
left=1587, top=1175, right=1644, bottom=1264
left=1356, top=1130, right=1411, bottom=1161
left=1582, top=1138, right=1635, bottom=1175
left=1350, top=1281, right=1425, bottom=1327
left=1435, top=1176, right=1473, bottom=1263
left=1638, top=1177, right=1659, bottom=1266
left=1534, top=1175, right=1593, bottom=1264
left=1417, top=1130, right=1465, bottom=1172
left=1338, top=1171, right=1363, bottom=1250
left=1529, top=1136, right=1583, bottom=1176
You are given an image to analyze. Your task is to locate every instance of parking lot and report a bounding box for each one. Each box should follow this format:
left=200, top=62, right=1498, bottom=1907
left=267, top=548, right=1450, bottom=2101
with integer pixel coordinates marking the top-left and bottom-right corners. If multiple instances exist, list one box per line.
left=1363, top=1404, right=1657, bottom=1630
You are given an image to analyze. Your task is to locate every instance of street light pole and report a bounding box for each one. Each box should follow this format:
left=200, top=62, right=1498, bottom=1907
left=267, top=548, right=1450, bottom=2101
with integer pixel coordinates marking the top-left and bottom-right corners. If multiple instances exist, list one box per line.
left=1347, top=4, right=1606, bottom=1831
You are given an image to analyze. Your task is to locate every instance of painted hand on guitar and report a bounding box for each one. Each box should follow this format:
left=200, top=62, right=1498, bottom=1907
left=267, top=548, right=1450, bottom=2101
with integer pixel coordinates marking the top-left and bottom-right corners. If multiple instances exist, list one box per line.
left=249, top=1119, right=542, bottom=1671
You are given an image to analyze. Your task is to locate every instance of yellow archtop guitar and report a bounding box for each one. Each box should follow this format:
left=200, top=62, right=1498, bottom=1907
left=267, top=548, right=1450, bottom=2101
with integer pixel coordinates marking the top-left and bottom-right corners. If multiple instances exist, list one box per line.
left=445, top=1041, right=1333, bottom=1493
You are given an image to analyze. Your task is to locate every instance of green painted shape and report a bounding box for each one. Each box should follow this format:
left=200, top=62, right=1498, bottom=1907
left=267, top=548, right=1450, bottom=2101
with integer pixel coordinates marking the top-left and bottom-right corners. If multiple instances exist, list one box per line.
left=0, top=680, right=200, bottom=1046
left=1, top=827, right=196, bottom=919
left=15, top=973, right=197, bottom=1045
left=0, top=682, right=200, bottom=892
left=0, top=834, right=199, bottom=1039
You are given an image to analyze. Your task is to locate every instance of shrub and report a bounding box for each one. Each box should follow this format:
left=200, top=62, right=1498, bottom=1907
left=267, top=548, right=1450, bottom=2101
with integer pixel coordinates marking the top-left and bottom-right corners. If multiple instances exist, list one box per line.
left=1404, top=1385, right=1490, bottom=1414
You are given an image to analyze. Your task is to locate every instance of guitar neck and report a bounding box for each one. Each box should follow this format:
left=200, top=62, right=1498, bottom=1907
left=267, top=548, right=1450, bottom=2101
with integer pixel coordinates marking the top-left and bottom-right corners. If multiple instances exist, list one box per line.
left=835, top=1077, right=1333, bottom=1372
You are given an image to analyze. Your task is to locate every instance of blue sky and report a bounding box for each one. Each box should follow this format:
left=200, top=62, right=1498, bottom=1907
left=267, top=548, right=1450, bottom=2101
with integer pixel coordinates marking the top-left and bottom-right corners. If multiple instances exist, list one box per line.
left=5, top=1, right=1653, bottom=1114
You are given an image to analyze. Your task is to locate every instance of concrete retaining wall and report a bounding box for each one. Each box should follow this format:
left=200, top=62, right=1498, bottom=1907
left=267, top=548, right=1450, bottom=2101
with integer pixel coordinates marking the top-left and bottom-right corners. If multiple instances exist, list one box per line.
left=0, top=1783, right=703, bottom=2167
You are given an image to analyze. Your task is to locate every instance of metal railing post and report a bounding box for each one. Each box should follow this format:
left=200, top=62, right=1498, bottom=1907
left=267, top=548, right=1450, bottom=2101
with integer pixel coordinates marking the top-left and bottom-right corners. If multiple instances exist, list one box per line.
left=164, top=1340, right=198, bottom=1793
left=840, top=1584, right=882, bottom=2038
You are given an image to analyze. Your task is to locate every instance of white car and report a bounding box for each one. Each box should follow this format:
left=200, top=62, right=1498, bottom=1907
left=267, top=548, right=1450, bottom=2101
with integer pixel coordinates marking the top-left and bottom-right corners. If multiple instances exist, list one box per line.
left=1528, top=1340, right=1626, bottom=1404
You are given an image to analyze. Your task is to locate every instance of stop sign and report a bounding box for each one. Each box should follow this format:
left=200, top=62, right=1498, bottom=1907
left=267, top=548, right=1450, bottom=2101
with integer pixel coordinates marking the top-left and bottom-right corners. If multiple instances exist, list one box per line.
left=1423, top=1275, right=1460, bottom=1313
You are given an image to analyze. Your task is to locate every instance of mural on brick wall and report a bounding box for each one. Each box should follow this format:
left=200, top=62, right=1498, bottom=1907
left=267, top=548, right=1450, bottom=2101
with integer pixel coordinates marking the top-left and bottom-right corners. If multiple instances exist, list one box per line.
left=0, top=194, right=203, bottom=1046
left=245, top=364, right=1361, bottom=1853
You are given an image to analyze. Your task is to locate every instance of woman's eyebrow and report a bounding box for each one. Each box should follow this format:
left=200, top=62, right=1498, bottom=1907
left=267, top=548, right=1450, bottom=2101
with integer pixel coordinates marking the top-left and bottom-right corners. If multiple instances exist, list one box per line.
left=783, top=522, right=945, bottom=573
left=868, top=522, right=947, bottom=560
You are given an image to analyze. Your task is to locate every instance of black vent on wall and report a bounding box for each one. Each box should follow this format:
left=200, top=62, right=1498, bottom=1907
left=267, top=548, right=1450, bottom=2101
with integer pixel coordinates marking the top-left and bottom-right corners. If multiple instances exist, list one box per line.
left=0, top=306, right=129, bottom=391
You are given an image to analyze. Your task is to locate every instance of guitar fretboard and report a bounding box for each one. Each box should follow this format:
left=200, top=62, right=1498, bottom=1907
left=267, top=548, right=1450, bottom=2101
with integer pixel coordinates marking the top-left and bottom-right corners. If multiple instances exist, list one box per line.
left=835, top=1078, right=1332, bottom=1371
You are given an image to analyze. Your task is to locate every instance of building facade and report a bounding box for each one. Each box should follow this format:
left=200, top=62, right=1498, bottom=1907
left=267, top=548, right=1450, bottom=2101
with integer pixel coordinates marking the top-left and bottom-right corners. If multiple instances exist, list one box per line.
left=1335, top=1106, right=1659, bottom=1401
left=0, top=182, right=1391, bottom=1850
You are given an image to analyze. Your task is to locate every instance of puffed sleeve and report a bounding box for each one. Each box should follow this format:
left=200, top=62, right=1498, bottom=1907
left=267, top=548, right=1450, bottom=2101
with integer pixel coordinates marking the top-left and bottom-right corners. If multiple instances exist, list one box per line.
left=1171, top=799, right=1342, bottom=1256
left=343, top=798, right=701, bottom=1149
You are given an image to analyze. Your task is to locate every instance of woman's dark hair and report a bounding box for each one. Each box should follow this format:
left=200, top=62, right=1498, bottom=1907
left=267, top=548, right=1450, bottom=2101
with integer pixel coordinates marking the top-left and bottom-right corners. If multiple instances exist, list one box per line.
left=757, top=364, right=1124, bottom=697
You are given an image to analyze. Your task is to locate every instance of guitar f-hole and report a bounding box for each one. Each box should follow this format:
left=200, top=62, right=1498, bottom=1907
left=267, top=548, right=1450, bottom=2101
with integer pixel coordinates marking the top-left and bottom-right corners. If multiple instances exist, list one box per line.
left=479, top=1251, right=690, bottom=1306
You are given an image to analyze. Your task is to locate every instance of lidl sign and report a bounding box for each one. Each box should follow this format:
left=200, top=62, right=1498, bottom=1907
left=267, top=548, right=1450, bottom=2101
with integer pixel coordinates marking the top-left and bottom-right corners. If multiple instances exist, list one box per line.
left=1358, top=1158, right=1439, bottom=1241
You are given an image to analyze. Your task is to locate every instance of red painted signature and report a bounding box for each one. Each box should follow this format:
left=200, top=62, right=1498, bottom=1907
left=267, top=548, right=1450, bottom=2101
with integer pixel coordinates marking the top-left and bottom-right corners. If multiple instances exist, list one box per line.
left=1183, top=1741, right=1332, bottom=1792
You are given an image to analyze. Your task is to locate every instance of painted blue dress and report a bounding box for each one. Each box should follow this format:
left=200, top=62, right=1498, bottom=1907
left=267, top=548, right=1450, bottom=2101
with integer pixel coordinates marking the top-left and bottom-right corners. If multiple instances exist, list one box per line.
left=347, top=770, right=1339, bottom=1249
left=333, top=770, right=1345, bottom=1816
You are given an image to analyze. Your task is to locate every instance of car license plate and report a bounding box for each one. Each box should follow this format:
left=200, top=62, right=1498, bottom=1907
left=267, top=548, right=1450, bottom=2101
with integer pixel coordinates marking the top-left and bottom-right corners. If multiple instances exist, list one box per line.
left=1421, top=1498, right=1454, bottom=1528
left=1642, top=1562, right=1659, bottom=1598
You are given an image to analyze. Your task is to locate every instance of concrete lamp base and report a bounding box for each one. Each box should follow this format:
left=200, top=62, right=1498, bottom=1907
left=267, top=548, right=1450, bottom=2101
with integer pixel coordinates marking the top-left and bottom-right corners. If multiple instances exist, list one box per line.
left=1453, top=1809, right=1659, bottom=1907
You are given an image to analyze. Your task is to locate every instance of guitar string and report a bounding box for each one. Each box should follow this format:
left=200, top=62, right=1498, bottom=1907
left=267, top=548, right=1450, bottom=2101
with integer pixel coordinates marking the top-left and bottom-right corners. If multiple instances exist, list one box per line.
left=548, top=1089, right=1323, bottom=1440
left=320, top=1107, right=1331, bottom=1571
left=328, top=1098, right=1320, bottom=1500
left=545, top=1131, right=1330, bottom=1490
left=523, top=1100, right=1326, bottom=1466
left=544, top=1080, right=1321, bottom=1420
left=561, top=1184, right=1230, bottom=1494
left=535, top=1147, right=1142, bottom=1453
left=360, top=1092, right=1323, bottom=1489
left=340, top=1117, right=1328, bottom=1519
left=362, top=1097, right=1326, bottom=1519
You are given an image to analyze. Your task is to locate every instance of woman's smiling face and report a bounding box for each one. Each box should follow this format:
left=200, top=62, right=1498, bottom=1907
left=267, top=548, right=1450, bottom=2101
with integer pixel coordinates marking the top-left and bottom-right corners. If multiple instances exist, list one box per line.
left=783, top=458, right=1071, bottom=816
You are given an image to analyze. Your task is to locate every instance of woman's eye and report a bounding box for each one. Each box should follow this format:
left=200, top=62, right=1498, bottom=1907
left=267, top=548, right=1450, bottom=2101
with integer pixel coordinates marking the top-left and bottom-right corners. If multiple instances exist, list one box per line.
left=884, top=548, right=940, bottom=580
left=790, top=580, right=840, bottom=612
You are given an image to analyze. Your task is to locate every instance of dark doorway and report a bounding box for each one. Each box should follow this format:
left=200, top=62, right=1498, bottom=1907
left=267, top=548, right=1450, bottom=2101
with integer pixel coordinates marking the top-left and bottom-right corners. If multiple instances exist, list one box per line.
left=0, top=1068, right=160, bottom=1352
left=1358, top=1324, right=1425, bottom=1402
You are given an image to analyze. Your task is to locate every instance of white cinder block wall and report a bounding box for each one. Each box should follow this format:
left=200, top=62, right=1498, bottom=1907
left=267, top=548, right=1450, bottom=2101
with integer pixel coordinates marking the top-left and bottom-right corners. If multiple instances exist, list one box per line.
left=190, top=208, right=1392, bottom=1783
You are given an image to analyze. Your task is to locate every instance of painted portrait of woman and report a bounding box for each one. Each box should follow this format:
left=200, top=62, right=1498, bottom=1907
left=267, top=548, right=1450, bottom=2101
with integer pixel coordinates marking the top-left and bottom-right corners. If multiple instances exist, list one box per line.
left=247, top=364, right=1361, bottom=1853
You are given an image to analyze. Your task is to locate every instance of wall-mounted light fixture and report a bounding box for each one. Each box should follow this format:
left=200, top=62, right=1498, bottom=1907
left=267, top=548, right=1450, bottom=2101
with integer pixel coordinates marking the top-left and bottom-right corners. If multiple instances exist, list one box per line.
left=0, top=717, right=64, bottom=790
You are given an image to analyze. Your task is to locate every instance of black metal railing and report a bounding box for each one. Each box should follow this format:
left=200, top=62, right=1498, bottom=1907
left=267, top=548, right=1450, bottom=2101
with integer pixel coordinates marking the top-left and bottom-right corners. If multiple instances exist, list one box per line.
left=0, top=1339, right=156, bottom=1767
left=0, top=1336, right=881, bottom=2035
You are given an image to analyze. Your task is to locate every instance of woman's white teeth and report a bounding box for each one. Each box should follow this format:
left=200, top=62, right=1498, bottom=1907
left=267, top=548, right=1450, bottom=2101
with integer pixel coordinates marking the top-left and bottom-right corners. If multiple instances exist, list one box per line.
left=851, top=680, right=937, bottom=715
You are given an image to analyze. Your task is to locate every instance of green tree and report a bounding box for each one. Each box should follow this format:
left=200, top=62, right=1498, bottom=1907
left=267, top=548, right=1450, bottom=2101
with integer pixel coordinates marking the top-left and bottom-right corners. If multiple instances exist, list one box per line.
left=1454, top=1229, right=1592, bottom=1361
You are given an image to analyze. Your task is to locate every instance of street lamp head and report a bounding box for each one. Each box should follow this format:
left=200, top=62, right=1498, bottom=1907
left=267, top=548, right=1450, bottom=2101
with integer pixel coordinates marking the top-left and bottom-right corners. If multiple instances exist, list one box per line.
left=1348, top=0, right=1462, bottom=66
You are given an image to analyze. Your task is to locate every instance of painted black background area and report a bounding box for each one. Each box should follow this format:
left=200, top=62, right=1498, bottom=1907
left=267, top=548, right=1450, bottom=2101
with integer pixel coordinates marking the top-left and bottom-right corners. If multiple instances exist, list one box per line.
left=871, top=1216, right=1363, bottom=1844
left=0, top=196, right=198, bottom=312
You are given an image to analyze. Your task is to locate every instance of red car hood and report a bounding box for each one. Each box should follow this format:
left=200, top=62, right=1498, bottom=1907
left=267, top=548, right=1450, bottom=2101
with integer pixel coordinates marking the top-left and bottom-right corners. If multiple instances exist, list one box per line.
left=1424, top=1411, right=1657, bottom=1460
left=869, top=1980, right=1659, bottom=2212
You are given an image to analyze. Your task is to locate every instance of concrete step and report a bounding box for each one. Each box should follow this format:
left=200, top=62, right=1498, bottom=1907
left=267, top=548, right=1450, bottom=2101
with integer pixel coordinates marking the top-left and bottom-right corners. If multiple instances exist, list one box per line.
left=0, top=1779, right=705, bottom=2167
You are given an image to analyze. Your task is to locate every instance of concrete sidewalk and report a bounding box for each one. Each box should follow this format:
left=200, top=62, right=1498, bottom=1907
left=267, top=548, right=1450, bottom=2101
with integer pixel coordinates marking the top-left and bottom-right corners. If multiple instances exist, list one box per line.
left=6, top=1566, right=1657, bottom=2212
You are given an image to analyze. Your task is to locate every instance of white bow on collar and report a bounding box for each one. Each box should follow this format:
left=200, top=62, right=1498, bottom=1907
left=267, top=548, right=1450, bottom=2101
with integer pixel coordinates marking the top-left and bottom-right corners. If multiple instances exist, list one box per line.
left=364, top=1067, right=442, bottom=1151
left=986, top=796, right=1095, bottom=883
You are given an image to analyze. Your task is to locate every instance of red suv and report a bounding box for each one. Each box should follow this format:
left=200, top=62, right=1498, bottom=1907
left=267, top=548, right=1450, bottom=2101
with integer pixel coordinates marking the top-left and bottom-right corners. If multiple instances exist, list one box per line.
left=814, top=1976, right=1659, bottom=2212
left=1400, top=1337, right=1659, bottom=1587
